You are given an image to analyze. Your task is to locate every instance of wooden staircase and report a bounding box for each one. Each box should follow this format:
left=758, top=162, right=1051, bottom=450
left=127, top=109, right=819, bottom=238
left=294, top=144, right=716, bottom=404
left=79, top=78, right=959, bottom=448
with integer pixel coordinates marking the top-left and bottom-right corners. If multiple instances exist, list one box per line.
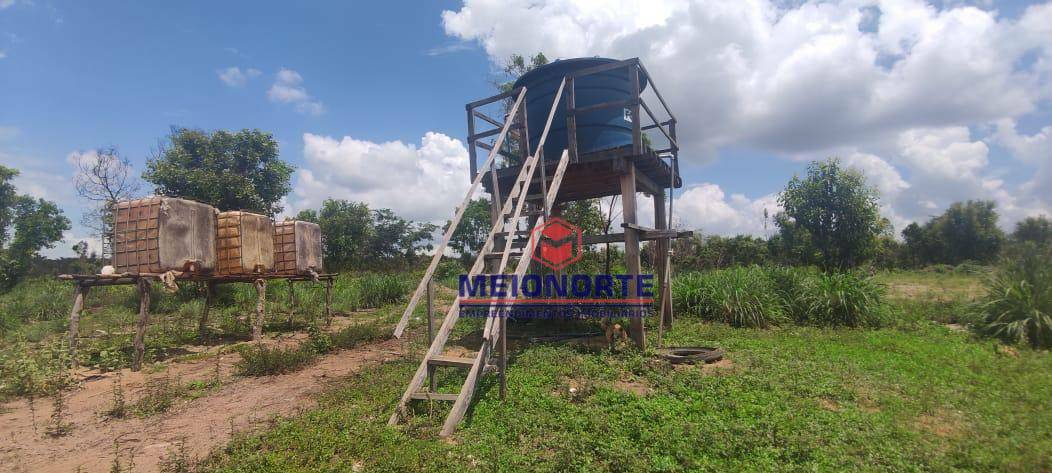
left=389, top=79, right=571, bottom=437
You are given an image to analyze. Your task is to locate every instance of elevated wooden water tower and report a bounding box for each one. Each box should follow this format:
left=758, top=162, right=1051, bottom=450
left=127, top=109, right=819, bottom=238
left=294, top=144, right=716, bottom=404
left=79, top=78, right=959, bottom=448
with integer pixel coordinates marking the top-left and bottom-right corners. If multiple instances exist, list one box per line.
left=475, top=57, right=684, bottom=344
left=389, top=57, right=684, bottom=437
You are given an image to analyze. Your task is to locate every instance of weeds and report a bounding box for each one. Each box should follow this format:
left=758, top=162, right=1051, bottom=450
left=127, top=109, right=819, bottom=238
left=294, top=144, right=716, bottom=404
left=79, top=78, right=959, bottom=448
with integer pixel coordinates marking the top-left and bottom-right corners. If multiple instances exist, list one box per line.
left=158, top=437, right=193, bottom=473
left=674, top=267, right=786, bottom=328
left=103, top=370, right=127, bottom=419
left=236, top=322, right=388, bottom=377
left=45, top=388, right=72, bottom=437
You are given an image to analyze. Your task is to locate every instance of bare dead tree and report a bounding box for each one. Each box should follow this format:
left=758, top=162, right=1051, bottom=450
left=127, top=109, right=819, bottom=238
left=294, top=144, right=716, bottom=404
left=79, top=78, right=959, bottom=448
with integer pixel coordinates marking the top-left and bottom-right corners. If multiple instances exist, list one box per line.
left=73, top=146, right=140, bottom=259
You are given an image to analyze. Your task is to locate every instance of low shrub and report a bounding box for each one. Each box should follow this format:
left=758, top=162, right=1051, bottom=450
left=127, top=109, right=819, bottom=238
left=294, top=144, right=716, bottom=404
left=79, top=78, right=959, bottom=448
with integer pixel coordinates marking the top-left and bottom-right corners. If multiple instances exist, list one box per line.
left=235, top=322, right=388, bottom=377
left=235, top=343, right=318, bottom=377
left=798, top=271, right=886, bottom=327
left=975, top=249, right=1052, bottom=348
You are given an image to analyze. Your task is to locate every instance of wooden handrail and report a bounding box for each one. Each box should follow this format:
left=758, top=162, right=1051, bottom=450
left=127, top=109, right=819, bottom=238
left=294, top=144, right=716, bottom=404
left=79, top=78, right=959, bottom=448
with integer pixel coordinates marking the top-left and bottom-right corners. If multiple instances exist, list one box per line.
left=393, top=87, right=527, bottom=338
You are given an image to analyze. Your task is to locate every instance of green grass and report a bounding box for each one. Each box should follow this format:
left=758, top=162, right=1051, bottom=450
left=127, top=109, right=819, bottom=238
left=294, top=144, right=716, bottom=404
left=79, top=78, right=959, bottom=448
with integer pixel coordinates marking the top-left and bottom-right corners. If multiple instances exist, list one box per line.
left=202, top=319, right=1052, bottom=472
left=235, top=322, right=389, bottom=377
left=975, top=250, right=1052, bottom=348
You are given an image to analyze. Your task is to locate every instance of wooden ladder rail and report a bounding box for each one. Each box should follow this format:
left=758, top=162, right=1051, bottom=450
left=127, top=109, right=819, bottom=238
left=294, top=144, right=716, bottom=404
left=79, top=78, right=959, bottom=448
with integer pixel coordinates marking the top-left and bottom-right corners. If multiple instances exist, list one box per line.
left=385, top=139, right=543, bottom=428
left=393, top=87, right=528, bottom=338
left=440, top=148, right=570, bottom=437
left=388, top=79, right=568, bottom=431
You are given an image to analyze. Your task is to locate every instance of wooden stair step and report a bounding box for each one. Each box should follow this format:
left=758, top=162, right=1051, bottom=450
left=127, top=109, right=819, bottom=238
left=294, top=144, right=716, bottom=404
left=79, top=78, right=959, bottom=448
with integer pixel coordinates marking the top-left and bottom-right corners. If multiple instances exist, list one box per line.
left=410, top=392, right=459, bottom=401
left=428, top=355, right=475, bottom=368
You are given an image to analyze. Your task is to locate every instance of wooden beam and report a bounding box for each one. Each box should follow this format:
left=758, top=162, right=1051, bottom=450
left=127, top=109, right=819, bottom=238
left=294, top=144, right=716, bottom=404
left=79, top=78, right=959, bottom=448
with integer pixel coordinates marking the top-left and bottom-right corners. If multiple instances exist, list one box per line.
left=581, top=229, right=692, bottom=245
left=620, top=164, right=645, bottom=349
left=68, top=284, right=88, bottom=367
left=566, top=76, right=578, bottom=162
left=465, top=87, right=520, bottom=110
left=131, top=278, right=151, bottom=371
left=571, top=98, right=632, bottom=115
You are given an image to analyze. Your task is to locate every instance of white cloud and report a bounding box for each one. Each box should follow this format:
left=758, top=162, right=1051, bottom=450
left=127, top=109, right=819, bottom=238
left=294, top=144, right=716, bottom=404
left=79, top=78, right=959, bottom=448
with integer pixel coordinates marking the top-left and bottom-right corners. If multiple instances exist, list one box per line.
left=0, top=0, right=15, bottom=10
left=291, top=131, right=471, bottom=224
left=267, top=68, right=325, bottom=115
left=442, top=0, right=1052, bottom=158
left=217, top=66, right=261, bottom=87
left=673, top=184, right=779, bottom=236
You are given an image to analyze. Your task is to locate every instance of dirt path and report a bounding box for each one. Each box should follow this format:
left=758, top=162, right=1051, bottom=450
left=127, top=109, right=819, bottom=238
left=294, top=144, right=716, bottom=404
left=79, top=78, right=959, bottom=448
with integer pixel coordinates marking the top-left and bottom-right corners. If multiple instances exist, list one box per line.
left=0, top=324, right=408, bottom=472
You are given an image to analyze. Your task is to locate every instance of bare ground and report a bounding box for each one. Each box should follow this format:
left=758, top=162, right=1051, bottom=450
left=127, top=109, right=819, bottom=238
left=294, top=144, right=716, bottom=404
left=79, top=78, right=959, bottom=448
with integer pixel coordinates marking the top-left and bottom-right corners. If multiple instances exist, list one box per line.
left=0, top=319, right=408, bottom=472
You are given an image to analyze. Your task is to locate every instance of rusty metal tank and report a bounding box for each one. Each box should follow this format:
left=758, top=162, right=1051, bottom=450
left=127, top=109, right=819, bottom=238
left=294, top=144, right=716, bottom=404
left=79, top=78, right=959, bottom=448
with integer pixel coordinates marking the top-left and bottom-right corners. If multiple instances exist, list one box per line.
left=216, top=211, right=275, bottom=275
left=273, top=220, right=323, bottom=275
left=112, top=197, right=217, bottom=274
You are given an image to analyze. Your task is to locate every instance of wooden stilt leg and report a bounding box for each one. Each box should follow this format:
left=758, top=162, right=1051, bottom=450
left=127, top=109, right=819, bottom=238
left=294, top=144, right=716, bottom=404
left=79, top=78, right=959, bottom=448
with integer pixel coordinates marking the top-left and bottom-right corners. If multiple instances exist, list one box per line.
left=324, top=278, right=333, bottom=327
left=286, top=280, right=295, bottom=326
left=620, top=163, right=645, bottom=349
left=253, top=279, right=266, bottom=342
left=132, top=278, right=151, bottom=371
left=198, top=281, right=214, bottom=343
left=68, top=284, right=88, bottom=367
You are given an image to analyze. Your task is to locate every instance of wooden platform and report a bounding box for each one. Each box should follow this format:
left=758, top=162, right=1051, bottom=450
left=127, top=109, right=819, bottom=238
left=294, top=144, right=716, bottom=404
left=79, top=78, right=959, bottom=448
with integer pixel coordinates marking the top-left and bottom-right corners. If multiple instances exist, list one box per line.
left=481, top=145, right=682, bottom=203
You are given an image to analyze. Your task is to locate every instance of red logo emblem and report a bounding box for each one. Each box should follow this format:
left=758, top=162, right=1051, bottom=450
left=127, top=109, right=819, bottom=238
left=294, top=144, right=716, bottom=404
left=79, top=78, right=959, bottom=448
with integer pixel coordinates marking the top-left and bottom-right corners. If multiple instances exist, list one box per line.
left=532, top=217, right=582, bottom=270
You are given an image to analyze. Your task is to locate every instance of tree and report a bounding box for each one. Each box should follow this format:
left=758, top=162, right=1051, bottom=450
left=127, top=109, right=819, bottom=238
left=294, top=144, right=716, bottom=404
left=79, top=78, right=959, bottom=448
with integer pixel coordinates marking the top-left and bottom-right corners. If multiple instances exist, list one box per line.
left=900, top=200, right=1005, bottom=265
left=447, top=199, right=492, bottom=264
left=143, top=127, right=294, bottom=216
left=72, top=146, right=140, bottom=256
left=309, top=200, right=373, bottom=269
left=929, top=200, right=1004, bottom=264
left=302, top=199, right=436, bottom=270
left=0, top=166, right=71, bottom=288
left=370, top=208, right=437, bottom=264
left=777, top=158, right=887, bottom=271
left=1012, top=215, right=1052, bottom=246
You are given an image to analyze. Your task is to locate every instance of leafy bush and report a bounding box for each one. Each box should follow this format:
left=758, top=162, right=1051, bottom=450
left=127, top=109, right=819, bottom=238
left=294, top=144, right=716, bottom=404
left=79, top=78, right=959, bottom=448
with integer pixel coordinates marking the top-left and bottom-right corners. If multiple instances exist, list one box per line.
left=975, top=250, right=1052, bottom=348
left=674, top=267, right=785, bottom=328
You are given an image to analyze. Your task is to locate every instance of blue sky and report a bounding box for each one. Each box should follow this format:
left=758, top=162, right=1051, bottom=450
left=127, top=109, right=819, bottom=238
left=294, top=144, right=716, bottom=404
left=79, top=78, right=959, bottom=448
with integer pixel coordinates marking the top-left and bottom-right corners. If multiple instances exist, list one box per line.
left=2, top=0, right=1051, bottom=257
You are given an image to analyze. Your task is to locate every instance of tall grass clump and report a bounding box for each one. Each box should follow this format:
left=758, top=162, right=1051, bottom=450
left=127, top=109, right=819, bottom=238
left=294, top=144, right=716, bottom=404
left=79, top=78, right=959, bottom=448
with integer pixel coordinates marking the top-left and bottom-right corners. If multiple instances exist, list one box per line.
left=975, top=248, right=1052, bottom=348
left=674, top=267, right=785, bottom=328
left=798, top=271, right=887, bottom=327
left=348, top=273, right=409, bottom=310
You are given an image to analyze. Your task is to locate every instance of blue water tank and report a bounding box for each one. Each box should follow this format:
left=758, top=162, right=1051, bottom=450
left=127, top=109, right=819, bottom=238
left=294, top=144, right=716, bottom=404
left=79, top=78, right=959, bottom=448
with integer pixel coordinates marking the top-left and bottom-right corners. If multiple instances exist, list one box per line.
left=513, top=57, right=648, bottom=163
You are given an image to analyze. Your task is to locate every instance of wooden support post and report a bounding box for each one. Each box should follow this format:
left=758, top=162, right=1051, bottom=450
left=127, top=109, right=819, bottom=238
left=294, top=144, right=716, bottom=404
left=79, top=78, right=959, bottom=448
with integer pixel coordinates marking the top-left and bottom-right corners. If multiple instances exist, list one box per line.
left=198, top=281, right=214, bottom=343
left=132, top=278, right=151, bottom=371
left=68, top=284, right=88, bottom=367
left=253, top=279, right=266, bottom=342
left=620, top=163, right=646, bottom=349
left=654, top=191, right=669, bottom=347
left=286, top=280, right=295, bottom=326
left=630, top=62, right=643, bottom=156
left=324, top=278, right=333, bottom=327
left=426, top=278, right=436, bottom=393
